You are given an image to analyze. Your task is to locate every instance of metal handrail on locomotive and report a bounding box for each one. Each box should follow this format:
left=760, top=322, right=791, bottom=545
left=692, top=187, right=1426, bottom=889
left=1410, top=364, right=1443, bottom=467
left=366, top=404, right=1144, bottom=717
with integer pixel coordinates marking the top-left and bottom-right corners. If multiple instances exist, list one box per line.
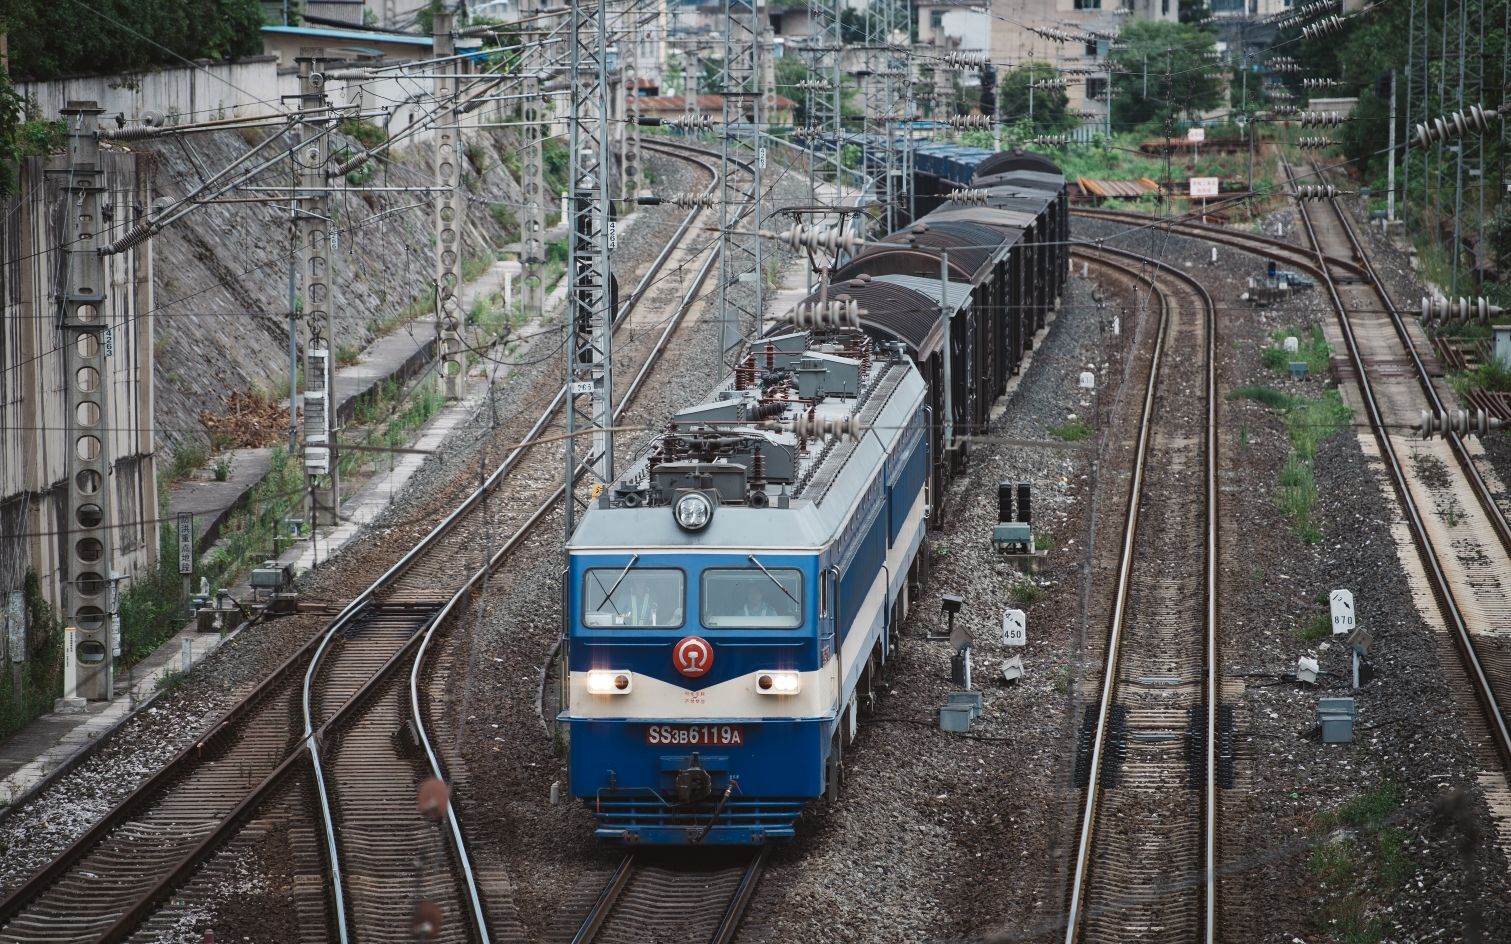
left=561, top=148, right=1068, bottom=845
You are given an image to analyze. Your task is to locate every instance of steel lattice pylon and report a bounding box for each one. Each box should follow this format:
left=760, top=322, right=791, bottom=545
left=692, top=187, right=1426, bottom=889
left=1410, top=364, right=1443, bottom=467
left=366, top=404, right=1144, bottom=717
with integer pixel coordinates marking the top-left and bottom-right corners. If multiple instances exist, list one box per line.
left=716, top=0, right=764, bottom=367
left=565, top=0, right=616, bottom=537
left=800, top=0, right=844, bottom=189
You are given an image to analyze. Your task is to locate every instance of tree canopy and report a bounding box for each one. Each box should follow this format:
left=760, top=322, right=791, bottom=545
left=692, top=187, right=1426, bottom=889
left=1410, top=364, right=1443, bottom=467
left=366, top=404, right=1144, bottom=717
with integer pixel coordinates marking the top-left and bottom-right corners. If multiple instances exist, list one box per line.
left=998, top=61, right=1077, bottom=134
left=1107, top=19, right=1224, bottom=133
left=0, top=0, right=265, bottom=81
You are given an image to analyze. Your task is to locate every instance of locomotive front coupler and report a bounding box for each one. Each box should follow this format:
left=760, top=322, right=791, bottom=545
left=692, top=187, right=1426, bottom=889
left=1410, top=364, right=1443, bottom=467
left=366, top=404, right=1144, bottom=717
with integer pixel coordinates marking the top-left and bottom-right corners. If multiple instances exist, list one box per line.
left=674, top=752, right=713, bottom=804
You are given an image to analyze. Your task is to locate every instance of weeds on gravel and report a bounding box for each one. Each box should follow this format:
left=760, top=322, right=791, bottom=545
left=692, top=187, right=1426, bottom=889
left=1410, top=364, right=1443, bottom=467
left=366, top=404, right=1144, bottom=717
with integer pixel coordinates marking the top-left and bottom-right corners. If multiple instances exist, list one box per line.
left=1278, top=458, right=1322, bottom=543
left=1261, top=325, right=1331, bottom=376
left=1009, top=580, right=1042, bottom=606
left=1294, top=611, right=1331, bottom=641
left=1304, top=784, right=1410, bottom=942
left=1226, top=385, right=1296, bottom=411
left=154, top=667, right=188, bottom=694
left=1049, top=419, right=1091, bottom=442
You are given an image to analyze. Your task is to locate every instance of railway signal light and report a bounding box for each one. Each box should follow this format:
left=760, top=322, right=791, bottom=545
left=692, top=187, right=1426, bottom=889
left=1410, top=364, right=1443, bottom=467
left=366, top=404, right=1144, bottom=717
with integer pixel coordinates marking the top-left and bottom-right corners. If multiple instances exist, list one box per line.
left=1416, top=408, right=1501, bottom=439
left=1420, top=295, right=1505, bottom=324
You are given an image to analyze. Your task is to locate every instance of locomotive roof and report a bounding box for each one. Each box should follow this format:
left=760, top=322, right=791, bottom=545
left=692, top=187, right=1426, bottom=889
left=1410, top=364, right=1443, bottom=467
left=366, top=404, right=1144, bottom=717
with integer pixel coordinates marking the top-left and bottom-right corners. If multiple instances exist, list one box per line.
left=567, top=358, right=926, bottom=553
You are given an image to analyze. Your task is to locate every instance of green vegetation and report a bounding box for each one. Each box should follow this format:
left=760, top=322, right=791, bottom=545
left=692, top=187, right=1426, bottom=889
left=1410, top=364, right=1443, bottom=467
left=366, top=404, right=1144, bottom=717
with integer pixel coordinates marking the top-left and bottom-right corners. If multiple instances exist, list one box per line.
left=0, top=79, right=65, bottom=195
left=197, top=448, right=304, bottom=593
left=1237, top=376, right=1351, bottom=543
left=1008, top=580, right=1042, bottom=607
left=1226, top=385, right=1296, bottom=411
left=338, top=118, right=388, bottom=151
left=0, top=572, right=66, bottom=744
left=1049, top=419, right=1091, bottom=442
left=1304, top=783, right=1412, bottom=943
left=997, top=62, right=1075, bottom=134
left=163, top=445, right=207, bottom=483
left=3, top=1, right=264, bottom=81
left=1261, top=325, right=1332, bottom=377
left=1294, top=610, right=1332, bottom=641
left=340, top=378, right=447, bottom=480
left=1108, top=20, right=1224, bottom=133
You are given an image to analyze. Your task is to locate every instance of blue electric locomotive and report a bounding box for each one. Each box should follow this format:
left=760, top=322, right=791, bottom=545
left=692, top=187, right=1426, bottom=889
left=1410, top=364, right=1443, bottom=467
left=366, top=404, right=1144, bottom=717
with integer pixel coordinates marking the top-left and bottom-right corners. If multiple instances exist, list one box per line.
left=561, top=148, right=1069, bottom=845
left=563, top=331, right=929, bottom=844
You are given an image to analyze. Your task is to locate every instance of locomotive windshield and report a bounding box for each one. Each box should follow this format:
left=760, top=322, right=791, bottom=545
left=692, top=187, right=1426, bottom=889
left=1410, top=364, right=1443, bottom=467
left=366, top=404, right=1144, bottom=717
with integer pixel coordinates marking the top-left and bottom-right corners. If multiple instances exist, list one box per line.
left=701, top=569, right=803, bottom=628
left=582, top=568, right=684, bottom=627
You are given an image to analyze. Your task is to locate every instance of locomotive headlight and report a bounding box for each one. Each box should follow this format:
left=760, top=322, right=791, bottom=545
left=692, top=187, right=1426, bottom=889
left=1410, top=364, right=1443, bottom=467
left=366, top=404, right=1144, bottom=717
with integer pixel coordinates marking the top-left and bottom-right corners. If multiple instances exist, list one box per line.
left=756, top=671, right=801, bottom=695
left=673, top=491, right=714, bottom=531
left=586, top=670, right=633, bottom=694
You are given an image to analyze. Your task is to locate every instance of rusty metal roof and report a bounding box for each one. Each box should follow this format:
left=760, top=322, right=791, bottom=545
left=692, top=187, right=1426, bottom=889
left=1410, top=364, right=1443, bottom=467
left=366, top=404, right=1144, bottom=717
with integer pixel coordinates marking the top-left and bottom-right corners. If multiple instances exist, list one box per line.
left=1077, top=176, right=1159, bottom=198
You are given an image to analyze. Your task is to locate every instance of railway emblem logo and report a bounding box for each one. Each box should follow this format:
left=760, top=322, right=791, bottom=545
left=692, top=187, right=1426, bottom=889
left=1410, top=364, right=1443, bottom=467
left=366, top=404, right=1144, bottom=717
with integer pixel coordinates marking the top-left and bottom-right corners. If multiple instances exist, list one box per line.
left=673, top=636, right=713, bottom=678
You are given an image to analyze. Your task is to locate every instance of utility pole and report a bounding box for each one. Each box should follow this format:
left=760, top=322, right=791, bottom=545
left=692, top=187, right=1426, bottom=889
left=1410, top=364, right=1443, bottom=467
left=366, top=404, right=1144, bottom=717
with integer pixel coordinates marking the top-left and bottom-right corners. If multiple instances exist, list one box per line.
left=716, top=0, right=764, bottom=368
left=55, top=101, right=113, bottom=705
left=564, top=0, right=615, bottom=537
left=432, top=14, right=464, bottom=400
left=1387, top=69, right=1397, bottom=223
left=294, top=52, right=337, bottom=528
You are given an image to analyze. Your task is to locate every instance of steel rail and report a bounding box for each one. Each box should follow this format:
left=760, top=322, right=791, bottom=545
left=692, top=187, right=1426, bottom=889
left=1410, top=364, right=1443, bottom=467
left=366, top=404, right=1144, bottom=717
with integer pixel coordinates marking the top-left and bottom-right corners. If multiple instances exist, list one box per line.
left=1061, top=245, right=1219, bottom=944
left=7, top=141, right=731, bottom=944
left=1284, top=161, right=1511, bottom=765
left=299, top=142, right=732, bottom=942
left=568, top=855, right=637, bottom=944
left=709, top=849, right=769, bottom=944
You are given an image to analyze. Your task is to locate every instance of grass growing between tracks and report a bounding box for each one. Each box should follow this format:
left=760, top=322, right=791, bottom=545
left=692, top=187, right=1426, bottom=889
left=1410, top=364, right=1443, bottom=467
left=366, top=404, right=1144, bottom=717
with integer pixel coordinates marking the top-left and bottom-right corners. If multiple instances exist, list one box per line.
left=1261, top=325, right=1332, bottom=377
left=1305, top=783, right=1412, bottom=944
left=1227, top=385, right=1352, bottom=543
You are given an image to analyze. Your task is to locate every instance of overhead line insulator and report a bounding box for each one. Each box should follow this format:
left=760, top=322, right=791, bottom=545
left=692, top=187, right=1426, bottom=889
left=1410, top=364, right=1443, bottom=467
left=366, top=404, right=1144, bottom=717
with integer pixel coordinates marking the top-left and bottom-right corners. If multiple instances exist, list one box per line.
left=794, top=298, right=864, bottom=330
left=1297, top=136, right=1338, bottom=149
left=1411, top=104, right=1504, bottom=149
left=1417, top=408, right=1501, bottom=439
left=945, top=187, right=990, bottom=205
left=1420, top=295, right=1505, bottom=324
left=947, top=114, right=992, bottom=129
left=1292, top=184, right=1350, bottom=200
left=788, top=413, right=862, bottom=442
left=1301, top=14, right=1349, bottom=39
left=1299, top=110, right=1346, bottom=127
left=764, top=224, right=867, bottom=257
left=1032, top=134, right=1071, bottom=146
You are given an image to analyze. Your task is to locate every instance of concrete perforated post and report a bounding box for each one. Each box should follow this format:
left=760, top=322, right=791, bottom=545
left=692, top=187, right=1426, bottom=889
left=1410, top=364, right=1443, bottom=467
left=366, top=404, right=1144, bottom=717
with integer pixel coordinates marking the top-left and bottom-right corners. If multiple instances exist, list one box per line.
left=433, top=14, right=465, bottom=401
left=56, top=101, right=113, bottom=704
left=295, top=51, right=337, bottom=527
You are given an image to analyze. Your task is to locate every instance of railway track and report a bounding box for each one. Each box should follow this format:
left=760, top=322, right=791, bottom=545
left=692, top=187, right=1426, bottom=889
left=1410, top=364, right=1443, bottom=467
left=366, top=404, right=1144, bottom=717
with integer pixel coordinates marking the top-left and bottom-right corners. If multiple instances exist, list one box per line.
left=1065, top=246, right=1220, bottom=943
left=566, top=851, right=765, bottom=944
left=1283, top=157, right=1511, bottom=797
left=0, top=142, right=741, bottom=944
